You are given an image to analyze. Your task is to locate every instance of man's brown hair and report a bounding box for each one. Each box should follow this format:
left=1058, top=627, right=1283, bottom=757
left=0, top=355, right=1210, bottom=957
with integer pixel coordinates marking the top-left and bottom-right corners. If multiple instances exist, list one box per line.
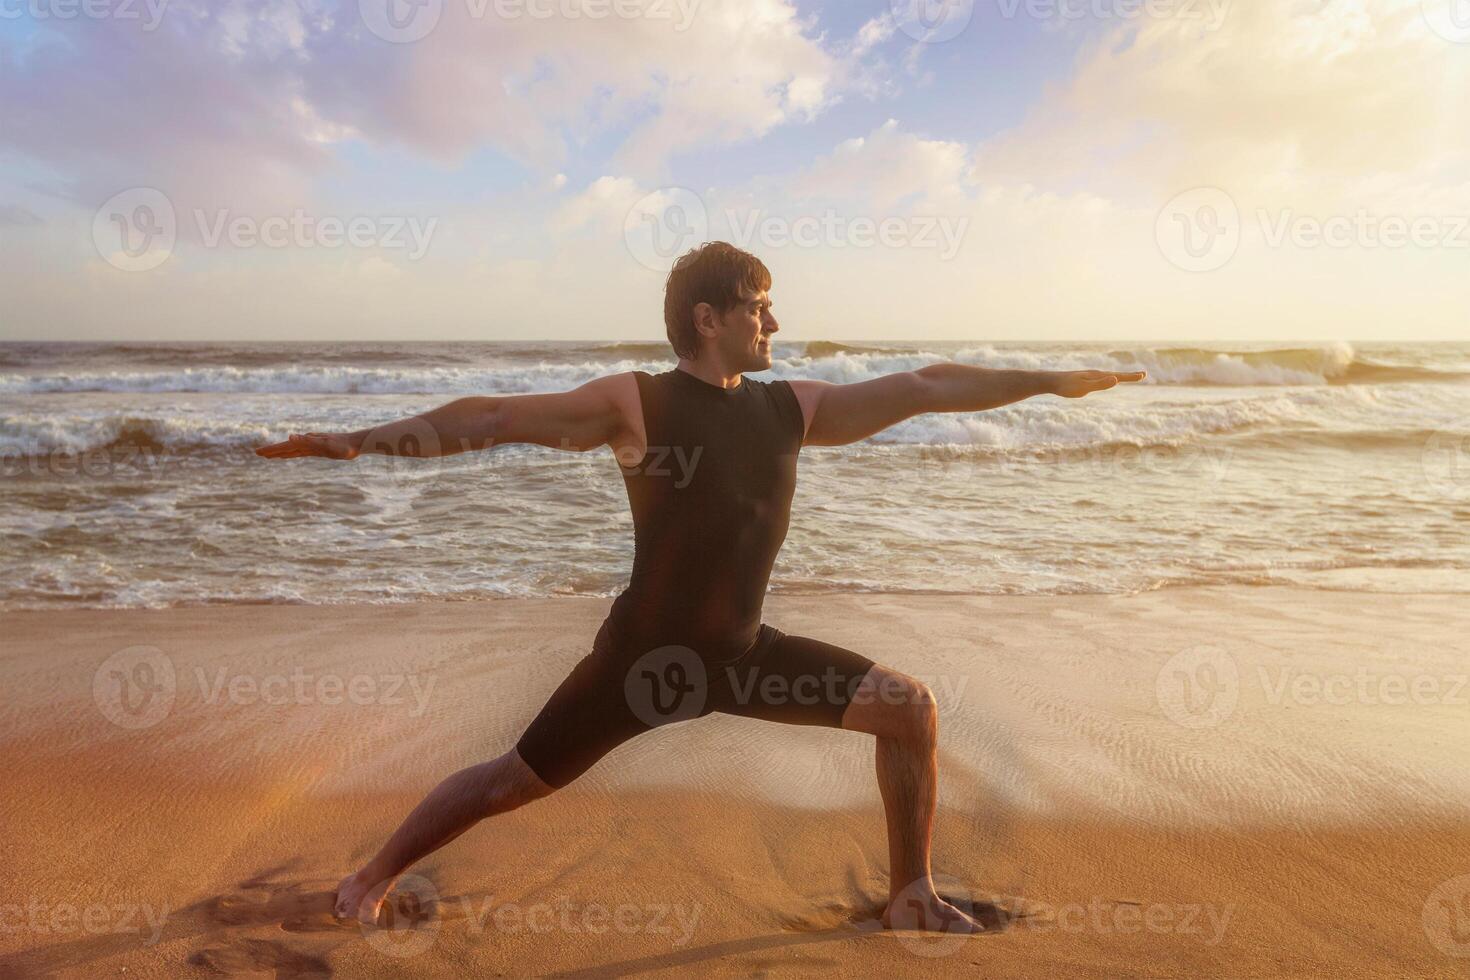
left=663, top=242, right=771, bottom=359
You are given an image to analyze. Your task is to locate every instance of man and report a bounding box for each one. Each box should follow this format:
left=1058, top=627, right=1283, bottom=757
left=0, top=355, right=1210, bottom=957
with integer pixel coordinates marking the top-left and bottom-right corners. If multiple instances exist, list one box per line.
left=256, top=242, right=1144, bottom=934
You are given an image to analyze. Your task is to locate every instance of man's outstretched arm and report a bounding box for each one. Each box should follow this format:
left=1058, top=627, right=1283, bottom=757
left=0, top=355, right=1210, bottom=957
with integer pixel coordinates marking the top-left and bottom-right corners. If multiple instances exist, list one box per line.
left=789, top=364, right=1146, bottom=446
left=254, top=373, right=635, bottom=460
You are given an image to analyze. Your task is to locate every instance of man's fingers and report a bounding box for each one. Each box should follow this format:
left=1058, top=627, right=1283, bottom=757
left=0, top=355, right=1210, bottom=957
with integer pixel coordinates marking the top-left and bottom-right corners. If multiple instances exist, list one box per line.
left=257, top=435, right=318, bottom=458
left=1057, top=368, right=1147, bottom=398
left=1086, top=370, right=1147, bottom=391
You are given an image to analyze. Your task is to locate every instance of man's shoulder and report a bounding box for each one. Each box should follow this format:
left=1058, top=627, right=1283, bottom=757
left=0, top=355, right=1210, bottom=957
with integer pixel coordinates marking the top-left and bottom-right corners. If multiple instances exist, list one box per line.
left=584, top=370, right=646, bottom=391
left=780, top=377, right=828, bottom=418
left=574, top=371, right=645, bottom=422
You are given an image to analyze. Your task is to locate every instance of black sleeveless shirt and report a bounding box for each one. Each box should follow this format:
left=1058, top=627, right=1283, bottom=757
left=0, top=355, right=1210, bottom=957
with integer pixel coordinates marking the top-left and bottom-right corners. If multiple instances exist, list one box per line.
left=605, top=368, right=805, bottom=663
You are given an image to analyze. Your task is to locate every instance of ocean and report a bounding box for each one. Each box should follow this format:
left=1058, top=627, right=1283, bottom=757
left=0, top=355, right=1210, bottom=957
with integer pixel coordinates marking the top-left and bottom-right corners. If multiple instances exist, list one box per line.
left=2, top=340, right=1466, bottom=607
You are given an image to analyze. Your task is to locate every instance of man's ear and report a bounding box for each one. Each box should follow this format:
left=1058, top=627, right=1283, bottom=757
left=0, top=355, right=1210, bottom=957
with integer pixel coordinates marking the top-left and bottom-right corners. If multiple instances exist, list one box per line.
left=692, top=301, right=717, bottom=341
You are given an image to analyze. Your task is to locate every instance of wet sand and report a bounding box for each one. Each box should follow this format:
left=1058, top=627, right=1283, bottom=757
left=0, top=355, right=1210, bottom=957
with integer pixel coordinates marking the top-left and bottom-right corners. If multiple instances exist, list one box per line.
left=2, top=588, right=1467, bottom=977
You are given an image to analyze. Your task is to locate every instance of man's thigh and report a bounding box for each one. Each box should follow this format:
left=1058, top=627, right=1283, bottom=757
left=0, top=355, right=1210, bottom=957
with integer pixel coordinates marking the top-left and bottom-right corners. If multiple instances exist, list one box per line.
left=514, top=620, right=656, bottom=789
left=707, top=626, right=878, bottom=729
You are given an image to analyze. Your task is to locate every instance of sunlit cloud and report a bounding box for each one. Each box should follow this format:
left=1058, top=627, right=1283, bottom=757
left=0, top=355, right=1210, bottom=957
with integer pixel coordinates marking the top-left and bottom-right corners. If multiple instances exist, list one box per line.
left=1, top=0, right=1464, bottom=341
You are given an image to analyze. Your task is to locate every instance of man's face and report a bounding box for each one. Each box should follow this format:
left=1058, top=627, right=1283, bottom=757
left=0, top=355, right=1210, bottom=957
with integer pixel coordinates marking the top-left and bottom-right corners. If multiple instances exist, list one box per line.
left=712, top=289, right=779, bottom=371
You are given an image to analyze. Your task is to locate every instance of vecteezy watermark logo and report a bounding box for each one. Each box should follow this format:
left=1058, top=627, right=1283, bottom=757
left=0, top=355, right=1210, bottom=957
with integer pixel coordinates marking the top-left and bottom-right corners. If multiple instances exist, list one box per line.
left=194, top=209, right=437, bottom=259
left=1155, top=645, right=1239, bottom=729
left=890, top=0, right=975, bottom=43
left=3, top=444, right=177, bottom=481
left=1423, top=0, right=1470, bottom=43
left=1159, top=654, right=1465, bottom=727
left=488, top=0, right=701, bottom=28
left=992, top=0, right=1231, bottom=30
left=94, top=646, right=437, bottom=726
left=96, top=194, right=437, bottom=272
left=1159, top=198, right=1469, bottom=271
left=195, top=666, right=438, bottom=716
left=624, top=645, right=706, bottom=726
left=458, top=896, right=702, bottom=943
left=1420, top=421, right=1470, bottom=500
left=365, top=421, right=528, bottom=503
left=362, top=874, right=441, bottom=958
left=0, top=0, right=171, bottom=30
left=1257, top=210, right=1470, bottom=250
left=725, top=209, right=969, bottom=260
left=1423, top=874, right=1470, bottom=957
left=93, top=187, right=176, bottom=273
left=0, top=899, right=171, bottom=945
left=624, top=187, right=708, bottom=272
left=360, top=0, right=443, bottom=42
left=1255, top=666, right=1467, bottom=708
left=356, top=416, right=452, bottom=493
left=93, top=645, right=177, bottom=730
left=361, top=0, right=701, bottom=41
left=610, top=442, right=702, bottom=488
left=1011, top=896, right=1233, bottom=943
left=1155, top=187, right=1240, bottom=272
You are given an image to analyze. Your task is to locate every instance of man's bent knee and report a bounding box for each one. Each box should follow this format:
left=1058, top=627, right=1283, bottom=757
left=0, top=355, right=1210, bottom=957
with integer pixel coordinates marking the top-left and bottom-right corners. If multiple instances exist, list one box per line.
left=486, top=749, right=557, bottom=811
left=897, top=681, right=938, bottom=746
left=842, top=665, right=939, bottom=742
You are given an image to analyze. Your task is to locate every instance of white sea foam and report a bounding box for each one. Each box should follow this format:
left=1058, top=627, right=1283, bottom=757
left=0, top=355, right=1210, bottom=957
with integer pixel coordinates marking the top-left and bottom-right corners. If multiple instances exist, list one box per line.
left=0, top=386, right=1431, bottom=457
left=3, top=341, right=1461, bottom=395
left=4, top=340, right=1466, bottom=608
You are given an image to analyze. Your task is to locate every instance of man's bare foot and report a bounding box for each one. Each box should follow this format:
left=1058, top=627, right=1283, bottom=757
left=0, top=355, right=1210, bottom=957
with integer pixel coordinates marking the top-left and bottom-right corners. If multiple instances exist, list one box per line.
left=334, top=870, right=397, bottom=926
left=881, top=889, right=985, bottom=934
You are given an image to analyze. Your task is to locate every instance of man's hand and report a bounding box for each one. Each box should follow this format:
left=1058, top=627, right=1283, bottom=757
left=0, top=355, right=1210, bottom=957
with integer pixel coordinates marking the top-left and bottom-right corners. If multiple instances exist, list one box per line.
left=255, top=431, right=360, bottom=460
left=1048, top=370, right=1146, bottom=399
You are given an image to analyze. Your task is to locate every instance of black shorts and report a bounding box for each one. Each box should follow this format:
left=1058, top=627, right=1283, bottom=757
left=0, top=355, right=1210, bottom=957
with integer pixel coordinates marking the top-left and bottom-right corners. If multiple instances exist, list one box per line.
left=516, top=619, right=877, bottom=789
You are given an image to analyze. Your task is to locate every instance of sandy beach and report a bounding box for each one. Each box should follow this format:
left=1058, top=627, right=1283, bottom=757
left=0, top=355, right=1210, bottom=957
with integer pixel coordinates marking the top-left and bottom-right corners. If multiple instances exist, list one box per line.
left=2, top=587, right=1467, bottom=978
left=9, top=0, right=1469, bottom=974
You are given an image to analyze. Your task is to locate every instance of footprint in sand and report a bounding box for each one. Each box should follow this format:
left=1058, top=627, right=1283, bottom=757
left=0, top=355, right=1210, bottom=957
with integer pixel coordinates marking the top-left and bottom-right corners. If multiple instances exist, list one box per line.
left=202, top=879, right=349, bottom=934
left=186, top=872, right=355, bottom=978
left=190, top=938, right=332, bottom=978
left=188, top=869, right=471, bottom=973
left=779, top=890, right=1026, bottom=934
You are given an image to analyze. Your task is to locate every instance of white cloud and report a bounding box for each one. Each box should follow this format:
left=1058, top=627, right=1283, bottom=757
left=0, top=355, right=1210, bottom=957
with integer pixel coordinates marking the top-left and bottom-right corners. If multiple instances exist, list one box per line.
left=551, top=176, right=644, bottom=234
left=852, top=13, right=899, bottom=56
left=0, top=0, right=882, bottom=215
left=5, top=0, right=1466, bottom=342
left=790, top=119, right=972, bottom=210
left=971, top=0, right=1470, bottom=212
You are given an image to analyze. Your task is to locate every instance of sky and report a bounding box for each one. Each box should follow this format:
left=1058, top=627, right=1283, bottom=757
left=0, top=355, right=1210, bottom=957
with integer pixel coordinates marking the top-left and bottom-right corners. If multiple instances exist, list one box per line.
left=0, top=0, right=1467, bottom=343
